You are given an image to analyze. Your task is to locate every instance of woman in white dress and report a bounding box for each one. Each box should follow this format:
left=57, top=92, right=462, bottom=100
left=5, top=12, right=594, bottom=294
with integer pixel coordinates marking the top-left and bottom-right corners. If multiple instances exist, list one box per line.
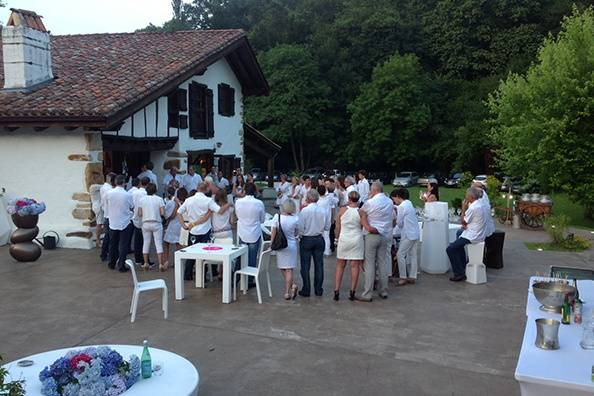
left=271, top=199, right=300, bottom=300
left=163, top=187, right=188, bottom=267
left=288, top=176, right=302, bottom=214
left=334, top=190, right=364, bottom=301
left=275, top=174, right=291, bottom=207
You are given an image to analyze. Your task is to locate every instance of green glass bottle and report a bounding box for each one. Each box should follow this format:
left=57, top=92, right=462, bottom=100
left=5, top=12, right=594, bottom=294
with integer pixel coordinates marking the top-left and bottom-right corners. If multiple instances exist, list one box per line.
left=561, top=294, right=571, bottom=325
left=574, top=278, right=580, bottom=304
left=141, top=340, right=152, bottom=379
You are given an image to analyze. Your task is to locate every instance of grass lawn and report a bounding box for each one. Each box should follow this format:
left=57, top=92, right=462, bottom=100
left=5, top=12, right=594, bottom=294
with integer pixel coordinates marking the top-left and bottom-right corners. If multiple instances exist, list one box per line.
left=384, top=184, right=593, bottom=230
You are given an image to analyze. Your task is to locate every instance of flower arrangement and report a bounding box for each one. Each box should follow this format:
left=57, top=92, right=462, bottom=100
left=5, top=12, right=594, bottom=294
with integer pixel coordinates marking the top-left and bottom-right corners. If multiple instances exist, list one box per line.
left=39, top=347, right=140, bottom=396
left=6, top=197, right=46, bottom=216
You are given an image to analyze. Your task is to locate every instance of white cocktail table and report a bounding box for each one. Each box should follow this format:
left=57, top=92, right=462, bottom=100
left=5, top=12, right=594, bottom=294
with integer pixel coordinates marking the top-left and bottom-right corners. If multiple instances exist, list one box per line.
left=515, top=277, right=594, bottom=395
left=174, top=243, right=248, bottom=303
left=2, top=344, right=199, bottom=396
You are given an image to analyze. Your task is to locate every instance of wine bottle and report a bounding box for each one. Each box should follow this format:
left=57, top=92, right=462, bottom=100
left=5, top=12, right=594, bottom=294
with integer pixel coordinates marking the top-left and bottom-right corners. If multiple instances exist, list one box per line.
left=561, top=294, right=571, bottom=325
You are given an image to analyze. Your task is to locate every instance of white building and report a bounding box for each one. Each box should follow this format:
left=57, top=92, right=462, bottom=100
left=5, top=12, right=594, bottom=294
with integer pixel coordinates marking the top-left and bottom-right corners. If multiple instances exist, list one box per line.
left=0, top=9, right=277, bottom=249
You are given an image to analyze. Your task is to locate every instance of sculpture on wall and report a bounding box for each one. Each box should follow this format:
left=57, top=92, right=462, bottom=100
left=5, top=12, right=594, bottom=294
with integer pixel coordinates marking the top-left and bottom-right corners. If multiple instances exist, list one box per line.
left=6, top=198, right=46, bottom=262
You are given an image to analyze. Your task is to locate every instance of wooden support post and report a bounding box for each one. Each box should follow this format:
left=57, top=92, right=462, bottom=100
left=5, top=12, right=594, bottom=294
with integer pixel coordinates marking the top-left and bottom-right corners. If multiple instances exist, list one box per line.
left=267, top=157, right=274, bottom=188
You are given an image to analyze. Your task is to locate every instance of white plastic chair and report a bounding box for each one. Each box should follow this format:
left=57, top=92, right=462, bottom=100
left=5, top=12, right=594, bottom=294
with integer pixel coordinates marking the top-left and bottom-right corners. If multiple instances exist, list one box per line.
left=199, top=236, right=234, bottom=286
left=125, top=259, right=168, bottom=323
left=465, top=242, right=486, bottom=284
left=233, top=241, right=272, bottom=304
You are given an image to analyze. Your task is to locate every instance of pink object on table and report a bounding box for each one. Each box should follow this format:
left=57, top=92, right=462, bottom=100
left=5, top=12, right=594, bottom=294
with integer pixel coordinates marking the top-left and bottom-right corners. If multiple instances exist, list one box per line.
left=202, top=246, right=223, bottom=251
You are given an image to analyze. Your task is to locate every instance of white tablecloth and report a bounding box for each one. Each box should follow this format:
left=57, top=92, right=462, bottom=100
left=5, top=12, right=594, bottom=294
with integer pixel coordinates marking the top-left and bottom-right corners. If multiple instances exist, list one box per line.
left=174, top=243, right=248, bottom=303
left=515, top=277, right=594, bottom=395
left=2, top=345, right=199, bottom=396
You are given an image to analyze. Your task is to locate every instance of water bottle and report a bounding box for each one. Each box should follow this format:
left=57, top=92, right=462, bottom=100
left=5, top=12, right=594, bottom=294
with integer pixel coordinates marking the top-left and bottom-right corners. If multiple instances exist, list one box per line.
left=141, top=340, right=152, bottom=379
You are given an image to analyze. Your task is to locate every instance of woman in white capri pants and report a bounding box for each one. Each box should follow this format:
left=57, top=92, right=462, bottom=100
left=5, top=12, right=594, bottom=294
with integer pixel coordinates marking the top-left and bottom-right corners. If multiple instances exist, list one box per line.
left=138, top=183, right=165, bottom=271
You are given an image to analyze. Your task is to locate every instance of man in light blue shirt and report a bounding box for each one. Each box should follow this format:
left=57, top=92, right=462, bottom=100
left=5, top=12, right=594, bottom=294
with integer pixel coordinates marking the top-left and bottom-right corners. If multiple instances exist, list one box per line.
left=391, top=188, right=420, bottom=286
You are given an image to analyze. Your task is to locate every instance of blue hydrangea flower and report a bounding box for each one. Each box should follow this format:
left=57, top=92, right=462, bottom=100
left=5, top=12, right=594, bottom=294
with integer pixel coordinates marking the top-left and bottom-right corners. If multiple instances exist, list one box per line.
left=40, top=377, right=59, bottom=396
left=61, top=382, right=81, bottom=396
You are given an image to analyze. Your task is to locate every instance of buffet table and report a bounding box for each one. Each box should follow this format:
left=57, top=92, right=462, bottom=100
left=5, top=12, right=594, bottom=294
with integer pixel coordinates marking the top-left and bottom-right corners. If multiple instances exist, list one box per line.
left=515, top=277, right=594, bottom=395
left=1, top=344, right=199, bottom=395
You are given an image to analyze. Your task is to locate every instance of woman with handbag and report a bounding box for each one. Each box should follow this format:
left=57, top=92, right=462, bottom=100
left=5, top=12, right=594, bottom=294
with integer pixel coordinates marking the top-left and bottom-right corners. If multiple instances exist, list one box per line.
left=270, top=199, right=300, bottom=300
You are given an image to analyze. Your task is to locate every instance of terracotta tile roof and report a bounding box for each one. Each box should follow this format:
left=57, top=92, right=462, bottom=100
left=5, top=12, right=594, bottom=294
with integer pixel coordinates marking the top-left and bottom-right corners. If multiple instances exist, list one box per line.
left=0, top=29, right=258, bottom=125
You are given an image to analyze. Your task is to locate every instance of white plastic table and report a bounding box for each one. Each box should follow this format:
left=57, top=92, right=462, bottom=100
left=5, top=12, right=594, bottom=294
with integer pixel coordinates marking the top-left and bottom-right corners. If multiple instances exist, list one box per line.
left=174, top=243, right=248, bottom=303
left=1, top=345, right=199, bottom=396
left=515, top=277, right=594, bottom=395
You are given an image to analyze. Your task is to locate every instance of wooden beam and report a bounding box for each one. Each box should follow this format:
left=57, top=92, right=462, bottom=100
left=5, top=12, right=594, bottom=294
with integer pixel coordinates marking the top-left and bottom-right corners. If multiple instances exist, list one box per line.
left=64, top=126, right=79, bottom=131
left=33, top=126, right=48, bottom=132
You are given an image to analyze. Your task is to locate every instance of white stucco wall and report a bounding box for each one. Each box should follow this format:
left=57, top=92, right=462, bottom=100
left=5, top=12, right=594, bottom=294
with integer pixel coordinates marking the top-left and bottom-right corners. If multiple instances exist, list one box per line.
left=0, top=129, right=92, bottom=249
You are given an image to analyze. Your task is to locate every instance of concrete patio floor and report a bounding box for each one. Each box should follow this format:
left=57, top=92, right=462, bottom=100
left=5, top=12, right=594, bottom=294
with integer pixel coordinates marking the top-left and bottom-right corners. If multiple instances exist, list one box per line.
left=1, top=225, right=593, bottom=395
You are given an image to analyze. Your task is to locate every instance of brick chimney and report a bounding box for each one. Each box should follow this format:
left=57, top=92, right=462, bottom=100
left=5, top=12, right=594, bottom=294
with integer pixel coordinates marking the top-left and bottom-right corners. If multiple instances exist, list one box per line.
left=2, top=9, right=53, bottom=90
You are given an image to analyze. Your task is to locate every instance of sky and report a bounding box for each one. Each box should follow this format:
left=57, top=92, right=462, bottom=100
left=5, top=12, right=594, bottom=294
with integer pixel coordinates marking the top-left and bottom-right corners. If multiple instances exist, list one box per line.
left=0, top=0, right=175, bottom=35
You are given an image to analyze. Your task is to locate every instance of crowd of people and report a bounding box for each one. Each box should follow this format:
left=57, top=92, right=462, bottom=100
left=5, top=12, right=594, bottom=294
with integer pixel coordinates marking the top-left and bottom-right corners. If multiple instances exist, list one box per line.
left=91, top=164, right=494, bottom=302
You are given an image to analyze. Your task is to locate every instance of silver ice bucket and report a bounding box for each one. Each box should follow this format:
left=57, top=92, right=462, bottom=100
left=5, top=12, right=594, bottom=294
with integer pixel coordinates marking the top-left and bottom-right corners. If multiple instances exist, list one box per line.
left=535, top=318, right=560, bottom=350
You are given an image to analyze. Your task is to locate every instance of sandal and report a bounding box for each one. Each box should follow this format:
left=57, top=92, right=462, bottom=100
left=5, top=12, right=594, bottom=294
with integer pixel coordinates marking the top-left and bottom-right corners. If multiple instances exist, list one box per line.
left=142, top=263, right=150, bottom=271
left=162, top=261, right=169, bottom=271
left=407, top=278, right=416, bottom=284
left=291, top=284, right=299, bottom=300
left=394, top=279, right=407, bottom=286
left=284, top=293, right=291, bottom=300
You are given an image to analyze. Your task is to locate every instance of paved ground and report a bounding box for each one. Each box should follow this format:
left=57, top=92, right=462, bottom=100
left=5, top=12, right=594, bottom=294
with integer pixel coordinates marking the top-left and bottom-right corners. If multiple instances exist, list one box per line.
left=1, top=224, right=593, bottom=395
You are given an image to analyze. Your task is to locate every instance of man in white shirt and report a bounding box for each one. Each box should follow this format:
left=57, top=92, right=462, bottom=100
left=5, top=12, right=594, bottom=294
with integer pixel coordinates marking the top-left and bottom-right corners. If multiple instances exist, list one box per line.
left=473, top=182, right=495, bottom=238
left=107, top=175, right=134, bottom=272
left=217, top=170, right=230, bottom=192
left=131, top=177, right=149, bottom=265
left=182, top=167, right=203, bottom=193
left=177, top=182, right=227, bottom=280
left=324, top=178, right=340, bottom=252
left=300, top=176, right=313, bottom=208
left=138, top=162, right=158, bottom=184
left=391, top=188, right=421, bottom=285
left=345, top=176, right=357, bottom=195
left=235, top=183, right=266, bottom=273
left=359, top=181, right=395, bottom=301
left=138, top=162, right=158, bottom=189
left=163, top=166, right=183, bottom=191
left=99, top=172, right=116, bottom=261
left=298, top=188, right=331, bottom=297
left=446, top=187, right=488, bottom=282
left=357, top=170, right=370, bottom=203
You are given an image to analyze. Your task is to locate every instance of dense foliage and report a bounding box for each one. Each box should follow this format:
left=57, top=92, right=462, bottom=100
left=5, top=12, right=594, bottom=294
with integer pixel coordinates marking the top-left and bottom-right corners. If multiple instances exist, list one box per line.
left=489, top=7, right=594, bottom=217
left=141, top=0, right=593, bottom=178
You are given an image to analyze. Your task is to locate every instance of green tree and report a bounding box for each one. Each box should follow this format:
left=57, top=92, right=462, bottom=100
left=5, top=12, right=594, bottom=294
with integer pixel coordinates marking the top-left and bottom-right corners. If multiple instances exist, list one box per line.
left=244, top=44, right=330, bottom=171
left=423, top=0, right=573, bottom=79
left=347, top=54, right=431, bottom=168
left=489, top=7, right=594, bottom=218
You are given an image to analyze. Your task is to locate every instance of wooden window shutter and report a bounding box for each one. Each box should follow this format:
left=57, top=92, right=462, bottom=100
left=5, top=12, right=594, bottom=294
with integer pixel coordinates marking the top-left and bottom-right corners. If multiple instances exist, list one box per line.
left=218, top=84, right=225, bottom=115
left=179, top=115, right=188, bottom=129
left=206, top=88, right=214, bottom=137
left=217, top=84, right=235, bottom=117
left=167, top=92, right=179, bottom=128
left=189, top=82, right=207, bottom=138
left=177, top=88, right=187, bottom=111
left=229, top=86, right=235, bottom=116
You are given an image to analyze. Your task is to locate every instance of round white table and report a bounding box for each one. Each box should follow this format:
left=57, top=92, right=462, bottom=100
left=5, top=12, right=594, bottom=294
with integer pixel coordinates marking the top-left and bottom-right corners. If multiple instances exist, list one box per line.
left=2, top=345, right=199, bottom=395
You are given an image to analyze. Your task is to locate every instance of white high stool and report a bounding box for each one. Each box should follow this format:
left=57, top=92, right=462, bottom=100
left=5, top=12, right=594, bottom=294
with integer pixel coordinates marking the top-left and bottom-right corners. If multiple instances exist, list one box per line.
left=465, top=242, right=486, bottom=284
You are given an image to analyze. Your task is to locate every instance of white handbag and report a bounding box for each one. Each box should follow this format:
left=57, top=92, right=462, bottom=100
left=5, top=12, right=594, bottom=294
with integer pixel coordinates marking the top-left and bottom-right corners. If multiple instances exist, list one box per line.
left=179, top=221, right=189, bottom=246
